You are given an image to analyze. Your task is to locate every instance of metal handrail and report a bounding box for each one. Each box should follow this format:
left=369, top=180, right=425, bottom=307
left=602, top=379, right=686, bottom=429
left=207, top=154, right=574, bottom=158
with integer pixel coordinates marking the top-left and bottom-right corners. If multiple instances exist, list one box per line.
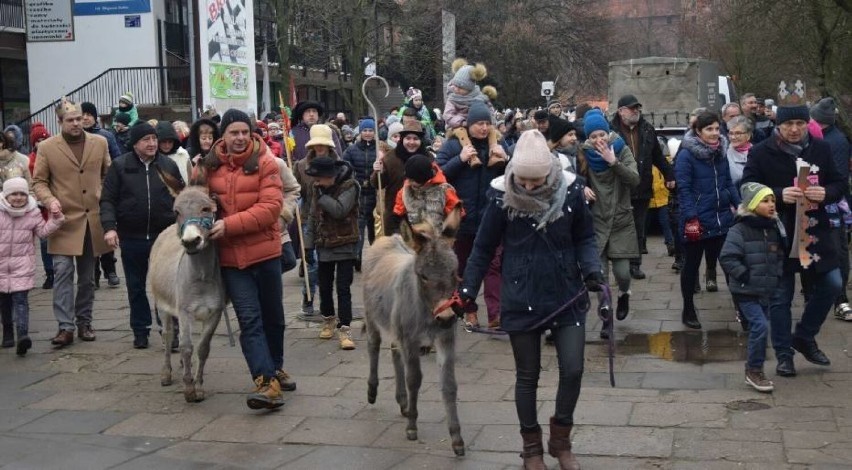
left=16, top=66, right=189, bottom=147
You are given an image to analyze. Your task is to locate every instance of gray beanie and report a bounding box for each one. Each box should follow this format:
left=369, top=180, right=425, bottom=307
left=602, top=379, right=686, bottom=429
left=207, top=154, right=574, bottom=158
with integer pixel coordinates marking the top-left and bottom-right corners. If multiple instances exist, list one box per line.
left=810, top=98, right=837, bottom=126
left=467, top=102, right=492, bottom=126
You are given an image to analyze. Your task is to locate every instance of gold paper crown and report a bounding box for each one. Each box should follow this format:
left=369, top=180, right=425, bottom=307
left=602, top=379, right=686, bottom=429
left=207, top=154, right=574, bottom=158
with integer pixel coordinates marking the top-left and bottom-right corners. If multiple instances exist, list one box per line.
left=56, top=96, right=78, bottom=117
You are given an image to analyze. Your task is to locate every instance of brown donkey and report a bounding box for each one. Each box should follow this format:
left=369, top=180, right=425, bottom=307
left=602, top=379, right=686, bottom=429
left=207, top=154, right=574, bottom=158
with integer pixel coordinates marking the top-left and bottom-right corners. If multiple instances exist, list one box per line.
left=363, top=210, right=465, bottom=456
left=148, top=186, right=225, bottom=403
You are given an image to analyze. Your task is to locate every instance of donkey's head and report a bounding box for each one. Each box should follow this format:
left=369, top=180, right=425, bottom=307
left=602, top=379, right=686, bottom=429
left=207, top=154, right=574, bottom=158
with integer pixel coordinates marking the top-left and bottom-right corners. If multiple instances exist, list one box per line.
left=174, top=186, right=217, bottom=254
left=401, top=207, right=461, bottom=304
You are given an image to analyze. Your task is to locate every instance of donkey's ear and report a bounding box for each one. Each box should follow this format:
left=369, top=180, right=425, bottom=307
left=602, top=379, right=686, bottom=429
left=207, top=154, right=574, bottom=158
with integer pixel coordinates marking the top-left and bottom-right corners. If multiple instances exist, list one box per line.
left=401, top=219, right=432, bottom=253
left=441, top=205, right=462, bottom=241
left=189, top=163, right=208, bottom=187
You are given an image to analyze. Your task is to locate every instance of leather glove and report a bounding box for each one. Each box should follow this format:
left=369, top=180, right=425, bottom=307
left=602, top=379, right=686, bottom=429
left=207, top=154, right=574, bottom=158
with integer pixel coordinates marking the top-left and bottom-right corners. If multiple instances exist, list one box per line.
left=303, top=250, right=315, bottom=265
left=685, top=218, right=702, bottom=242
left=584, top=272, right=605, bottom=292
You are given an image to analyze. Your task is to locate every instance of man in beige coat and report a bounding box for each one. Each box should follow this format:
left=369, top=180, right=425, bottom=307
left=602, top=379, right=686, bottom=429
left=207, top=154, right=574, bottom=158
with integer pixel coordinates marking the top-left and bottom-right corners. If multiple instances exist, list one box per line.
left=32, top=99, right=111, bottom=346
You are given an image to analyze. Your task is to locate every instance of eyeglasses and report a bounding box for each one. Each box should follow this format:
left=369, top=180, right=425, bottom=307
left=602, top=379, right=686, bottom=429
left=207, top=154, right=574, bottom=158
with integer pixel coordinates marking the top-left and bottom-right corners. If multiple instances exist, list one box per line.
left=728, top=131, right=750, bottom=136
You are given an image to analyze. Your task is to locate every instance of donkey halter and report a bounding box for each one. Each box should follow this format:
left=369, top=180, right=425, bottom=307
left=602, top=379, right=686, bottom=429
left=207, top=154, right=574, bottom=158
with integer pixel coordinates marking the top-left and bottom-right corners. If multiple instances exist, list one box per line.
left=179, top=215, right=215, bottom=238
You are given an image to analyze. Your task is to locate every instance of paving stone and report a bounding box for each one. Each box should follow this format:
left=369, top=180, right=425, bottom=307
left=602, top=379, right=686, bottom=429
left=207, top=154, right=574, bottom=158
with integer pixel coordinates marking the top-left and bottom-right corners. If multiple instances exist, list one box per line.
left=729, top=406, right=837, bottom=431
left=0, top=370, right=56, bottom=391
left=0, top=409, right=50, bottom=431
left=396, top=451, right=516, bottom=470
left=672, top=436, right=785, bottom=462
left=457, top=401, right=524, bottom=425
left=110, top=454, right=234, bottom=470
left=156, top=441, right=315, bottom=468
left=630, top=403, right=728, bottom=427
left=280, top=395, right=365, bottom=418
left=282, top=417, right=392, bottom=447
left=278, top=375, right=352, bottom=397
left=372, top=421, right=482, bottom=454
left=192, top=413, right=304, bottom=443
left=786, top=447, right=852, bottom=465
left=105, top=412, right=214, bottom=438
left=641, top=372, right=728, bottom=389
left=16, top=410, right=132, bottom=434
left=660, top=388, right=769, bottom=404
left=353, top=397, right=447, bottom=424
left=0, top=389, right=55, bottom=410
left=104, top=391, right=192, bottom=414
left=418, top=381, right=511, bottom=403
left=782, top=429, right=852, bottom=448
left=0, top=433, right=140, bottom=470
left=573, top=425, right=674, bottom=458
left=24, top=371, right=119, bottom=391
left=281, top=445, right=409, bottom=470
left=28, top=391, right=129, bottom=411
left=569, top=400, right=633, bottom=426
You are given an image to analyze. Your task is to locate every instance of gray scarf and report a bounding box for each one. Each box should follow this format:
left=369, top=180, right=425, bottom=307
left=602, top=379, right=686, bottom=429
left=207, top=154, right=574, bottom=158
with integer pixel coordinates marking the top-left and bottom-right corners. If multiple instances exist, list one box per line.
left=773, top=127, right=810, bottom=158
left=448, top=86, right=485, bottom=110
left=503, top=159, right=567, bottom=230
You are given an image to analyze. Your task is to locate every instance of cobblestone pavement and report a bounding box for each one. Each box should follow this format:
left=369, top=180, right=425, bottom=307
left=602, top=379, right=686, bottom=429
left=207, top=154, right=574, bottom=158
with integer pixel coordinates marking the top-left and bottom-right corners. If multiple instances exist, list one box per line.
left=2, top=235, right=851, bottom=469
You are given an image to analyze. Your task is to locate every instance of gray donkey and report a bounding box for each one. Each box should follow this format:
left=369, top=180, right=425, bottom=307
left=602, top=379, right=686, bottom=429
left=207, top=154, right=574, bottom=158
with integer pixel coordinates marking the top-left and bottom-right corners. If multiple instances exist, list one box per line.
left=148, top=186, right=225, bottom=403
left=363, top=210, right=465, bottom=456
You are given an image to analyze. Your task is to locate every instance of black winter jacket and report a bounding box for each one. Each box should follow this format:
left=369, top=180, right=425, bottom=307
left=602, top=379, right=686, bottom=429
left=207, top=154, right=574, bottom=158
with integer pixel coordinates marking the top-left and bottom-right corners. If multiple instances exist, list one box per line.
left=610, top=114, right=674, bottom=200
left=342, top=138, right=378, bottom=201
left=100, top=152, right=185, bottom=240
left=741, top=136, right=845, bottom=274
left=460, top=173, right=601, bottom=333
left=720, top=214, right=785, bottom=299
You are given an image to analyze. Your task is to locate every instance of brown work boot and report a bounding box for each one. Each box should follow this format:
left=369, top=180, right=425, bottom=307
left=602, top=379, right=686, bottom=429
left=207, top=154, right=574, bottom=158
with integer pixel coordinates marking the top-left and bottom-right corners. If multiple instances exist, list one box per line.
left=246, top=376, right=285, bottom=410
left=319, top=316, right=336, bottom=339
left=77, top=324, right=96, bottom=341
left=519, top=426, right=547, bottom=470
left=548, top=417, right=580, bottom=470
left=51, top=330, right=74, bottom=347
left=275, top=369, right=297, bottom=392
left=338, top=326, right=356, bottom=350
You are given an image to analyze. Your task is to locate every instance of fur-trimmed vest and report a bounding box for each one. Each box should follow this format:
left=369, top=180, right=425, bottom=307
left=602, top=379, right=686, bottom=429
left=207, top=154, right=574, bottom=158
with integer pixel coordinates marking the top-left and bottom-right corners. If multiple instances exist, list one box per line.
left=313, top=178, right=360, bottom=248
left=402, top=183, right=450, bottom=230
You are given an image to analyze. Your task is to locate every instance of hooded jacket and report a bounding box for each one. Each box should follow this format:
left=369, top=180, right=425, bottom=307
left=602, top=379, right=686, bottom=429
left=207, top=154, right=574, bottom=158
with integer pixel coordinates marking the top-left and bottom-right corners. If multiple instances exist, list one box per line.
left=720, top=212, right=785, bottom=299
left=156, top=121, right=192, bottom=184
left=202, top=135, right=283, bottom=269
left=187, top=118, right=221, bottom=159
left=0, top=195, right=63, bottom=293
left=84, top=123, right=123, bottom=160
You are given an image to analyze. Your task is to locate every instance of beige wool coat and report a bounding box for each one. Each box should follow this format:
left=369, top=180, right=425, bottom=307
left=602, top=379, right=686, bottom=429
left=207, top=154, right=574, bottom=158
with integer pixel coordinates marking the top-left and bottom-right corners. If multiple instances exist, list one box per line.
left=32, top=133, right=111, bottom=256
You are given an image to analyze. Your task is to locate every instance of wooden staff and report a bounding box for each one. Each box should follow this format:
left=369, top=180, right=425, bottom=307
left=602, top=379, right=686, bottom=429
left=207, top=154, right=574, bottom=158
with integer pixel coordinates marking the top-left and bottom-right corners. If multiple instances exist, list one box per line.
left=361, top=75, right=390, bottom=237
left=280, top=91, right=312, bottom=301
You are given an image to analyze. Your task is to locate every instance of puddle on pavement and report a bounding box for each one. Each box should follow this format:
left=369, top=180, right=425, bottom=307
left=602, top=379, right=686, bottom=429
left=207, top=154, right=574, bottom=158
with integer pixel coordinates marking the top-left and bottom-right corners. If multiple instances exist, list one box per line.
left=619, top=329, right=748, bottom=365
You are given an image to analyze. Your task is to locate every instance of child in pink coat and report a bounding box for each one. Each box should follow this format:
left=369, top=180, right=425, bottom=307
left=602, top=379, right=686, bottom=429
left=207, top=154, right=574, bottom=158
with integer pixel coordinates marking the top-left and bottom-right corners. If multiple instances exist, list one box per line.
left=0, top=177, right=64, bottom=355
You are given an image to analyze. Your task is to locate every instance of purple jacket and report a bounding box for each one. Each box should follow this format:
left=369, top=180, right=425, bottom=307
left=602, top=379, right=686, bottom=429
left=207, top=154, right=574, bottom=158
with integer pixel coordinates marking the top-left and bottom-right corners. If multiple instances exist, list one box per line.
left=291, top=122, right=343, bottom=161
left=0, top=198, right=63, bottom=293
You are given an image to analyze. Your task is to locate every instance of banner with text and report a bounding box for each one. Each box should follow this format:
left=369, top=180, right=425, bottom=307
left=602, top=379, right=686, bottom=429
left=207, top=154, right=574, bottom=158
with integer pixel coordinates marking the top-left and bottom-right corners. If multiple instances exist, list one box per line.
left=198, top=0, right=257, bottom=115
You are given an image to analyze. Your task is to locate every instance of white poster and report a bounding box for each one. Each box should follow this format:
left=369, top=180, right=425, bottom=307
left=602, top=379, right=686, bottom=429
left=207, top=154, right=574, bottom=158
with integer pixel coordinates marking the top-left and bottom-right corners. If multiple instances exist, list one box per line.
left=198, top=0, right=257, bottom=115
left=25, top=0, right=74, bottom=42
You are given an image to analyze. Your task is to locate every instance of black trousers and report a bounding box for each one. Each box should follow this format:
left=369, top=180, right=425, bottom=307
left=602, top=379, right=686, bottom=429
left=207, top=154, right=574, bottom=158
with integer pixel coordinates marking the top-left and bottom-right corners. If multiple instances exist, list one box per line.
left=318, top=259, right=355, bottom=327
left=509, top=324, right=585, bottom=430
left=681, top=236, right=725, bottom=310
left=94, top=251, right=117, bottom=279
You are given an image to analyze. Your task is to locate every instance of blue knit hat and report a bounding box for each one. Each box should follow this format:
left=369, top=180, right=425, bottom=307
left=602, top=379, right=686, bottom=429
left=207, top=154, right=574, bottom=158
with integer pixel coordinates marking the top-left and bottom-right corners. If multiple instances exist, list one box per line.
left=583, top=109, right=610, bottom=137
left=776, top=106, right=809, bottom=125
left=359, top=118, right=375, bottom=131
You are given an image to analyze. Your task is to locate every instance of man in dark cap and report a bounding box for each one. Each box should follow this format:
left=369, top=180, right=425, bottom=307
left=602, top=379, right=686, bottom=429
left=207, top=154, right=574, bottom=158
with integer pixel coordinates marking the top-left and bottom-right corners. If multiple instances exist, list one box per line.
left=201, top=109, right=293, bottom=409
left=80, top=102, right=123, bottom=160
left=100, top=122, right=184, bottom=349
left=742, top=105, right=846, bottom=377
left=533, top=110, right=550, bottom=136
left=610, top=94, right=675, bottom=280
left=112, top=113, right=132, bottom=152
left=291, top=101, right=343, bottom=161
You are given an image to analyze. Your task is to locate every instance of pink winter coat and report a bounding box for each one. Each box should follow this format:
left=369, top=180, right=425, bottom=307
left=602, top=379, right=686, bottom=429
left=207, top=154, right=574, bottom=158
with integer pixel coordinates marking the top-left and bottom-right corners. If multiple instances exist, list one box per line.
left=0, top=196, right=63, bottom=293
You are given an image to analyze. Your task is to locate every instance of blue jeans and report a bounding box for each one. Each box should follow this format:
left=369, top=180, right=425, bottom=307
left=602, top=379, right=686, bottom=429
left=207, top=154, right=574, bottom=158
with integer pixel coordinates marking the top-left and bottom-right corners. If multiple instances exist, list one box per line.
left=280, top=242, right=297, bottom=273
left=770, top=268, right=842, bottom=359
left=0, top=291, right=30, bottom=337
left=738, top=298, right=769, bottom=369
left=222, top=258, right=285, bottom=379
left=119, top=238, right=156, bottom=336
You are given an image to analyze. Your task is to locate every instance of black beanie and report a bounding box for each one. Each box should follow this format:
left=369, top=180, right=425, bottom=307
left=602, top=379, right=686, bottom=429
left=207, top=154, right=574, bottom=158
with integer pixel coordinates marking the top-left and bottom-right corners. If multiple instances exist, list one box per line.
left=220, top=109, right=253, bottom=133
left=129, top=122, right=157, bottom=148
left=81, top=102, right=98, bottom=118
left=114, top=113, right=131, bottom=126
left=404, top=154, right=434, bottom=184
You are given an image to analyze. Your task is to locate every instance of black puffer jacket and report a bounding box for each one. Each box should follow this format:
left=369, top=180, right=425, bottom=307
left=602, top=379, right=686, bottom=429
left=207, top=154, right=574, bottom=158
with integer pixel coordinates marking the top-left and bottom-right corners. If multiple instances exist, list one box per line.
left=100, top=152, right=185, bottom=240
left=342, top=137, right=378, bottom=202
left=720, top=213, right=786, bottom=299
left=610, top=114, right=674, bottom=200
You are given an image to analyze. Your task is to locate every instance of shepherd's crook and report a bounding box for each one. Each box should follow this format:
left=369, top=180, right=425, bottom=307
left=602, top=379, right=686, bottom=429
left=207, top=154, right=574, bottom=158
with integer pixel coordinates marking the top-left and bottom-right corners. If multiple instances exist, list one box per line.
left=362, top=75, right=390, bottom=236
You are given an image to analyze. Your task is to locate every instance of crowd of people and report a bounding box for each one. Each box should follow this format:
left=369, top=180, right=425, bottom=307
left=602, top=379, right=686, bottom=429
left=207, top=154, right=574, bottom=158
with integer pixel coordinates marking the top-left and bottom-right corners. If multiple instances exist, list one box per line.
left=0, top=75, right=849, bottom=469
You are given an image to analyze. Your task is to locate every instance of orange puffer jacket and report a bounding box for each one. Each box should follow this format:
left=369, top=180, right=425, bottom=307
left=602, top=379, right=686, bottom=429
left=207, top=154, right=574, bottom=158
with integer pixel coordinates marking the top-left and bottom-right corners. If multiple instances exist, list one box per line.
left=204, top=136, right=283, bottom=269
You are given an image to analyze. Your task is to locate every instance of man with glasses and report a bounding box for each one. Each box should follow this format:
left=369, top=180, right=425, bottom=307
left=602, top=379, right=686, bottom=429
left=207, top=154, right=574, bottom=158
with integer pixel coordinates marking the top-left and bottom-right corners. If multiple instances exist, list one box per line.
left=611, top=94, right=675, bottom=280
left=742, top=106, right=845, bottom=377
left=740, top=93, right=769, bottom=143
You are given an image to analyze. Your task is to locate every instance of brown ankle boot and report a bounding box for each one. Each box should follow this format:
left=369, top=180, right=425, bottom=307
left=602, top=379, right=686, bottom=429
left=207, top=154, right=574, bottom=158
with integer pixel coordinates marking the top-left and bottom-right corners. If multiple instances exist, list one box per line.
left=548, top=417, right=580, bottom=470
left=520, top=426, right=547, bottom=470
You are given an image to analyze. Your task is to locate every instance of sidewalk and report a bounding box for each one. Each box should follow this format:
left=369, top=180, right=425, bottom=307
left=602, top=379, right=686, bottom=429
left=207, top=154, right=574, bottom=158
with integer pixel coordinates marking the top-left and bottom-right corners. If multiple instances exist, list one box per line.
left=1, top=235, right=851, bottom=469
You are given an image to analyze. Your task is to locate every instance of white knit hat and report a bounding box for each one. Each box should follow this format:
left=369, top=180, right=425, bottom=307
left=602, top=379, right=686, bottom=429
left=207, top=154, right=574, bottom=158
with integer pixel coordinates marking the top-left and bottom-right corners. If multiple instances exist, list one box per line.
left=2, top=177, right=29, bottom=196
left=510, top=130, right=554, bottom=179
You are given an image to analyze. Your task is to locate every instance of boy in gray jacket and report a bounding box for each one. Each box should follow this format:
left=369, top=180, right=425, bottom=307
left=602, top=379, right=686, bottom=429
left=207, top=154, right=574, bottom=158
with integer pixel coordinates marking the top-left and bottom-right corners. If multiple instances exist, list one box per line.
left=720, top=182, right=786, bottom=393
